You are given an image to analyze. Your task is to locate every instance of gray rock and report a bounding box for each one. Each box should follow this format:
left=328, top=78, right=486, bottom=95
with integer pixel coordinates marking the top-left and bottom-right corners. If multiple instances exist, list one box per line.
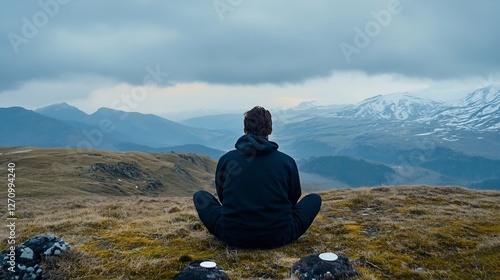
left=90, top=162, right=140, bottom=179
left=145, top=179, right=163, bottom=191
left=22, top=234, right=70, bottom=257
left=292, top=254, right=359, bottom=280
left=173, top=260, right=229, bottom=280
left=0, top=235, right=70, bottom=280
left=0, top=245, right=43, bottom=280
left=174, top=165, right=193, bottom=181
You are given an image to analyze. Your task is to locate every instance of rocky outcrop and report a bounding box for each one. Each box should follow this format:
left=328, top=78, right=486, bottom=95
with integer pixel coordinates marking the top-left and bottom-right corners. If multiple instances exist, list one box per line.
left=145, top=179, right=163, bottom=191
left=173, top=260, right=229, bottom=280
left=89, top=162, right=140, bottom=179
left=22, top=235, right=70, bottom=257
left=292, top=253, right=359, bottom=280
left=88, top=162, right=164, bottom=191
left=174, top=165, right=193, bottom=181
left=0, top=235, right=70, bottom=280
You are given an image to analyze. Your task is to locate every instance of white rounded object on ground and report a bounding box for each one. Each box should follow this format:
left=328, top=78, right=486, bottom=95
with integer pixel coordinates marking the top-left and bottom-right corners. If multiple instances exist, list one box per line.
left=200, top=261, right=217, bottom=268
left=319, top=252, right=338, bottom=261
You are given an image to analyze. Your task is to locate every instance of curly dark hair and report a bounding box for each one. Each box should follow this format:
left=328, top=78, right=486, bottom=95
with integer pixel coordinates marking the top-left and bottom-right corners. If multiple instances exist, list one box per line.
left=244, top=106, right=272, bottom=137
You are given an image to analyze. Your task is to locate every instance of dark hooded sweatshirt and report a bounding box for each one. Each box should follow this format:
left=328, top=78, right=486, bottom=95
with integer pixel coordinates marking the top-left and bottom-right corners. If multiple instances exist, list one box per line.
left=215, top=134, right=302, bottom=248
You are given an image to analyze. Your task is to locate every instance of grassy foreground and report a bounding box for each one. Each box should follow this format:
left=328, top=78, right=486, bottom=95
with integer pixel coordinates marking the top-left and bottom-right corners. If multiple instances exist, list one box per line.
left=1, top=186, right=499, bottom=279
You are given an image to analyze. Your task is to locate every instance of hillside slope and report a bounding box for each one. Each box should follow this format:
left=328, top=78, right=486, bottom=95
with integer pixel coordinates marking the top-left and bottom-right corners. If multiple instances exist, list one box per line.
left=0, top=147, right=216, bottom=197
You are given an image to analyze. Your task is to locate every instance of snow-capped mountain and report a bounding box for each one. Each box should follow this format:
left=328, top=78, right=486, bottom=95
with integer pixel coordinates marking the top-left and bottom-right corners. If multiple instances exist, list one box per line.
left=277, top=85, right=499, bottom=158
left=433, top=86, right=500, bottom=131
left=276, top=86, right=499, bottom=135
left=308, top=86, right=499, bottom=132
left=334, top=93, right=444, bottom=121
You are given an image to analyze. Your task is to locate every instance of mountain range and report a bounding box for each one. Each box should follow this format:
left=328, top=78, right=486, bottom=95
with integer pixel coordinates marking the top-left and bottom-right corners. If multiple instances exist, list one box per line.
left=1, top=104, right=233, bottom=157
left=277, top=86, right=499, bottom=157
left=1, top=85, right=498, bottom=190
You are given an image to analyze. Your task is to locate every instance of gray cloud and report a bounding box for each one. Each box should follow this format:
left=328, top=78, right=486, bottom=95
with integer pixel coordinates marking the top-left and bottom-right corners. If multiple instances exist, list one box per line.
left=1, top=0, right=499, bottom=92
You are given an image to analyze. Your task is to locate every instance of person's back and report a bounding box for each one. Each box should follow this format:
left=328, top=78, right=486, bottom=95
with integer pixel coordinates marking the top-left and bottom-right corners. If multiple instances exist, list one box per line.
left=193, top=106, right=321, bottom=249
left=217, top=134, right=301, bottom=247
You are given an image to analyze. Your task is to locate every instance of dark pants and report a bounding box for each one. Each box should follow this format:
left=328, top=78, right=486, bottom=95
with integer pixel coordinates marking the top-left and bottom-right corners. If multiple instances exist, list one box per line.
left=192, top=190, right=322, bottom=248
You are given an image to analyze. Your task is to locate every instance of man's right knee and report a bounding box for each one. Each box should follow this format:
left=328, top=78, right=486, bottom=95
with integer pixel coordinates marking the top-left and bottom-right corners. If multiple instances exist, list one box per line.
left=193, top=190, right=213, bottom=210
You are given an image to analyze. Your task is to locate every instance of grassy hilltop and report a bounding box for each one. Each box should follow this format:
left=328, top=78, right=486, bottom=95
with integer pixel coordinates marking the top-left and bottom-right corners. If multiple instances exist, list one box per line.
left=0, top=147, right=499, bottom=279
left=0, top=146, right=216, bottom=197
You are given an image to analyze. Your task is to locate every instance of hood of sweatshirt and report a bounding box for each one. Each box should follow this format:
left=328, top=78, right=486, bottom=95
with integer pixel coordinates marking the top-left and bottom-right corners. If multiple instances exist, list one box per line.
left=235, top=134, right=278, bottom=156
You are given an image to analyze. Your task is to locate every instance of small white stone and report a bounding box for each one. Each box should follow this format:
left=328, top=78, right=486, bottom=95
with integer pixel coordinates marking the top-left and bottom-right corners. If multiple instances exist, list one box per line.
left=200, top=261, right=217, bottom=268
left=319, top=252, right=338, bottom=262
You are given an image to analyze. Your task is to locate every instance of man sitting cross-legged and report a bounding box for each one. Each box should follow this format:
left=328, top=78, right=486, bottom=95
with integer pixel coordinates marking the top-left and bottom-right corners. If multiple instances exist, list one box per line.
left=193, top=106, right=322, bottom=249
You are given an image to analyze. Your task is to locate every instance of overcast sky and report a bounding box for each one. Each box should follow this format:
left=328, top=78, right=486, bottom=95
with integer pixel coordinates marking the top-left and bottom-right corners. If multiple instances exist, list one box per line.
left=1, top=0, right=499, bottom=119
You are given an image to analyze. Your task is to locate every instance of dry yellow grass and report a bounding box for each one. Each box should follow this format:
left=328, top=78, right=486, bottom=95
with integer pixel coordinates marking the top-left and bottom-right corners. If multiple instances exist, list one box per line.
left=1, top=148, right=499, bottom=279
left=0, top=187, right=498, bottom=279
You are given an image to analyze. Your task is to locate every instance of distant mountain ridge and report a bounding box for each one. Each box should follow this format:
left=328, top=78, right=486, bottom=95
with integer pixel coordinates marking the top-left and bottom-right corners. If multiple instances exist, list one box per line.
left=1, top=106, right=231, bottom=158
left=279, top=85, right=499, bottom=155
left=432, top=86, right=500, bottom=131
left=35, top=102, right=89, bottom=123
left=0, top=107, right=82, bottom=147
left=332, top=85, right=499, bottom=132
left=115, top=143, right=225, bottom=159
left=335, top=93, right=444, bottom=121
